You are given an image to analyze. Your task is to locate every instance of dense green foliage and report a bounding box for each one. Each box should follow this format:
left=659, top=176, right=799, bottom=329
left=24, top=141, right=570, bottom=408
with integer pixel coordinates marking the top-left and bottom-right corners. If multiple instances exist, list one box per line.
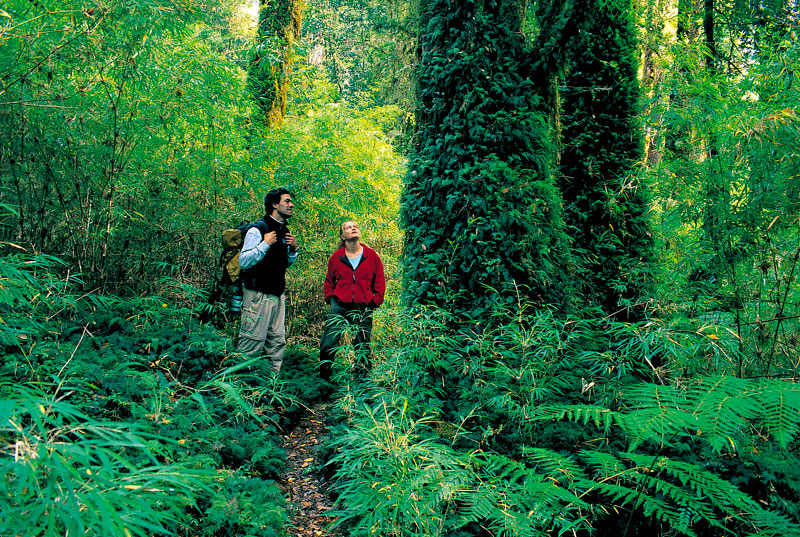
left=1, top=1, right=403, bottom=535
left=1, top=384, right=209, bottom=537
left=642, top=0, right=800, bottom=378
left=559, top=0, right=653, bottom=321
left=300, top=0, right=417, bottom=113
left=0, top=253, right=320, bottom=536
left=247, top=0, right=304, bottom=127
left=2, top=0, right=799, bottom=536
left=324, top=305, right=800, bottom=536
left=0, top=0, right=226, bottom=290
left=402, top=0, right=571, bottom=317
left=0, top=0, right=403, bottom=296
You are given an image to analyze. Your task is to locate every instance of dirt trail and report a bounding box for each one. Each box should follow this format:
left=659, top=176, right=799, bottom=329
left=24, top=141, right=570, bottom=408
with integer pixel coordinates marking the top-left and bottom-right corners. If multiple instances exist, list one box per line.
left=282, top=403, right=342, bottom=537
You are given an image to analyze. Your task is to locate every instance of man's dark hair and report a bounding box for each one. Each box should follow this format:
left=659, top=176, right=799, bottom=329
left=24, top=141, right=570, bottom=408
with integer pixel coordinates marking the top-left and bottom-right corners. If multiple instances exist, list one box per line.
left=264, top=187, right=291, bottom=212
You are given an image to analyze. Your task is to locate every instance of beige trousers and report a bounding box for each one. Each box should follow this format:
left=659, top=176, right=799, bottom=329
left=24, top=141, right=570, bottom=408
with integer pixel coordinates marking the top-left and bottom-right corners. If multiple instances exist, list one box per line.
left=237, top=288, right=286, bottom=372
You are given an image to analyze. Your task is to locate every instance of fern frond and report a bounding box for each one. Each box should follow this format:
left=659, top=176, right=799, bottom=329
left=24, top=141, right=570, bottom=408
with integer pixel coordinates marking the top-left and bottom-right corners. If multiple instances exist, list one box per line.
left=579, top=449, right=631, bottom=479
left=522, top=446, right=587, bottom=483
left=742, top=506, right=800, bottom=537
left=620, top=376, right=800, bottom=451
left=750, top=382, right=800, bottom=448
left=615, top=453, right=728, bottom=528
left=463, top=452, right=592, bottom=535
left=460, top=484, right=498, bottom=520
left=587, top=477, right=692, bottom=534
left=576, top=449, right=800, bottom=536
left=620, top=383, right=701, bottom=449
left=684, top=376, right=761, bottom=451
left=535, top=403, right=619, bottom=431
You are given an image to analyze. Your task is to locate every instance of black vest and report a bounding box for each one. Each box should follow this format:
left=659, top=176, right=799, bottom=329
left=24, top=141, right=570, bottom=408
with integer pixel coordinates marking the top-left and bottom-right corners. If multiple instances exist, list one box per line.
left=241, top=216, right=290, bottom=296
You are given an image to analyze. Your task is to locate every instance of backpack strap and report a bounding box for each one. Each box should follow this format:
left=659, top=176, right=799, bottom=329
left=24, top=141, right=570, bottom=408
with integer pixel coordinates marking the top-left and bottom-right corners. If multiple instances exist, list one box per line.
left=245, top=219, right=270, bottom=237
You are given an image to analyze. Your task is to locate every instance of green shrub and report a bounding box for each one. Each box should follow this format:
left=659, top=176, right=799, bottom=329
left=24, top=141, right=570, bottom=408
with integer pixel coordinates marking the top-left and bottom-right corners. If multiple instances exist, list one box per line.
left=0, top=385, right=209, bottom=537
left=329, top=402, right=472, bottom=537
left=0, top=252, right=302, bottom=537
left=201, top=472, right=287, bottom=537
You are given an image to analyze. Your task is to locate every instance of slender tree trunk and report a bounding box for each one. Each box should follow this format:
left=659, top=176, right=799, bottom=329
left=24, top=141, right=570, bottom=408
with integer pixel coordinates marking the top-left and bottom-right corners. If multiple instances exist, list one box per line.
left=639, top=0, right=668, bottom=167
left=666, top=0, right=702, bottom=155
left=703, top=0, right=717, bottom=70
left=248, top=0, right=305, bottom=128
left=701, top=0, right=728, bottom=281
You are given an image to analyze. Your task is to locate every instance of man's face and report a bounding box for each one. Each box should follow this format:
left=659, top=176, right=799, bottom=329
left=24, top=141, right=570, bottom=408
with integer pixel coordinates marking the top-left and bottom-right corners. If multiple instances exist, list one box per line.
left=273, top=194, right=294, bottom=220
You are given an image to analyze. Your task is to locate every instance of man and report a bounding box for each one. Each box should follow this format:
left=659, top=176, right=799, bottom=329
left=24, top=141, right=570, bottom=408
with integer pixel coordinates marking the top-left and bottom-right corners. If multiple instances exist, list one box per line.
left=237, top=187, right=299, bottom=372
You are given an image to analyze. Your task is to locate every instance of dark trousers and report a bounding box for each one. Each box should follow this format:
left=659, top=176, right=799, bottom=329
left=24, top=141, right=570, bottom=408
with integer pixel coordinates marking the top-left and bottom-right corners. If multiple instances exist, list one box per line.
left=319, top=299, right=374, bottom=380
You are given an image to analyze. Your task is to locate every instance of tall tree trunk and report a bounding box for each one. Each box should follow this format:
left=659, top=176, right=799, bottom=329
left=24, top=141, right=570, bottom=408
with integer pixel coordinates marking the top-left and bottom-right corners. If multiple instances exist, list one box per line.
left=703, top=0, right=717, bottom=71
left=402, top=0, right=572, bottom=318
left=527, top=0, right=591, bottom=158
left=665, top=0, right=702, bottom=155
left=247, top=0, right=305, bottom=128
left=701, top=0, right=726, bottom=267
left=639, top=0, right=669, bottom=167
left=559, top=0, right=654, bottom=321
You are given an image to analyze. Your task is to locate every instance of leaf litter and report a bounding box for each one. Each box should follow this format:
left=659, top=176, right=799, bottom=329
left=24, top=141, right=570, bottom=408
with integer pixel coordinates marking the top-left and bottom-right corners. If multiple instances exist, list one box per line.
left=281, top=403, right=342, bottom=537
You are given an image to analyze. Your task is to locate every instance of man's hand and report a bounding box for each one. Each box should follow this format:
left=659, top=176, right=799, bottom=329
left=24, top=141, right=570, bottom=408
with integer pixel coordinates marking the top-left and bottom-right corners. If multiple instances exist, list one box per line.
left=263, top=231, right=278, bottom=246
left=285, top=232, right=298, bottom=252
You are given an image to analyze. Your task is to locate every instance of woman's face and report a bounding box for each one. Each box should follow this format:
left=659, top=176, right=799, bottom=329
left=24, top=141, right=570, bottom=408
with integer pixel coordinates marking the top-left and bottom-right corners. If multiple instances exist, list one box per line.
left=340, top=221, right=361, bottom=241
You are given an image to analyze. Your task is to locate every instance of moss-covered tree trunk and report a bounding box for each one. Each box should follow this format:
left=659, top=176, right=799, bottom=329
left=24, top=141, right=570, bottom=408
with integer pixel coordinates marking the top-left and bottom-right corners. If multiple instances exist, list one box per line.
left=247, top=0, right=305, bottom=128
left=402, top=0, right=571, bottom=319
left=559, top=0, right=654, bottom=321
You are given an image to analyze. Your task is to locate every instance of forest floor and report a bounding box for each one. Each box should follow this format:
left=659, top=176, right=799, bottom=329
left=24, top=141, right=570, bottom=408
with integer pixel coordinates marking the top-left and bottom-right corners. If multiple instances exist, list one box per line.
left=281, top=402, right=342, bottom=537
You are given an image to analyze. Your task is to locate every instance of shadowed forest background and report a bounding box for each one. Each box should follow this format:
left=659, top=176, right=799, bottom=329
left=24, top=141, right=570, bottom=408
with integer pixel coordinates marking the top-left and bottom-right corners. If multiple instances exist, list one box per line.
left=1, top=0, right=800, bottom=536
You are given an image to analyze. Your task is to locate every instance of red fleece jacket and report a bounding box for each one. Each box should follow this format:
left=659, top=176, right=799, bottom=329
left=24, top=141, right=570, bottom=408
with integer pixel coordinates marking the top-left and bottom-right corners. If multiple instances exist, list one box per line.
left=323, top=244, right=386, bottom=307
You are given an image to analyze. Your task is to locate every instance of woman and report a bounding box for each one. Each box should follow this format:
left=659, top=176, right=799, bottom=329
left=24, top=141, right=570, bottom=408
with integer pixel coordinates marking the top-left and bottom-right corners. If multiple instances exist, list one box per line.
left=319, top=220, right=386, bottom=380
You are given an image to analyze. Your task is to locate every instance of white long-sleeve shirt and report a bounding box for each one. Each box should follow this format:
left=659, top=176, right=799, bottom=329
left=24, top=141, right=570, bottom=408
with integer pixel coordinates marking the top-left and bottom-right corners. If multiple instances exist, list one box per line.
left=239, top=221, right=299, bottom=270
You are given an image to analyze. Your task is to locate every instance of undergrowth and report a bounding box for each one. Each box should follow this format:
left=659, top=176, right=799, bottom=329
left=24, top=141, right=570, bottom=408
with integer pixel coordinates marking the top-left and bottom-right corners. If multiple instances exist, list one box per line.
left=0, top=253, right=327, bottom=537
left=3, top=252, right=799, bottom=537
left=323, top=301, right=800, bottom=537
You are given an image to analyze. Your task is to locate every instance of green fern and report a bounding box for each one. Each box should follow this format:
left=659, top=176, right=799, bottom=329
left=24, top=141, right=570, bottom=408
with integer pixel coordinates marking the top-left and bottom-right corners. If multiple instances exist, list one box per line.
left=536, top=376, right=800, bottom=453
left=452, top=445, right=800, bottom=537
left=331, top=309, right=800, bottom=537
left=579, top=449, right=800, bottom=536
left=456, top=451, right=592, bottom=536
left=536, top=403, right=620, bottom=432
left=524, top=375, right=800, bottom=535
left=620, top=376, right=800, bottom=451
